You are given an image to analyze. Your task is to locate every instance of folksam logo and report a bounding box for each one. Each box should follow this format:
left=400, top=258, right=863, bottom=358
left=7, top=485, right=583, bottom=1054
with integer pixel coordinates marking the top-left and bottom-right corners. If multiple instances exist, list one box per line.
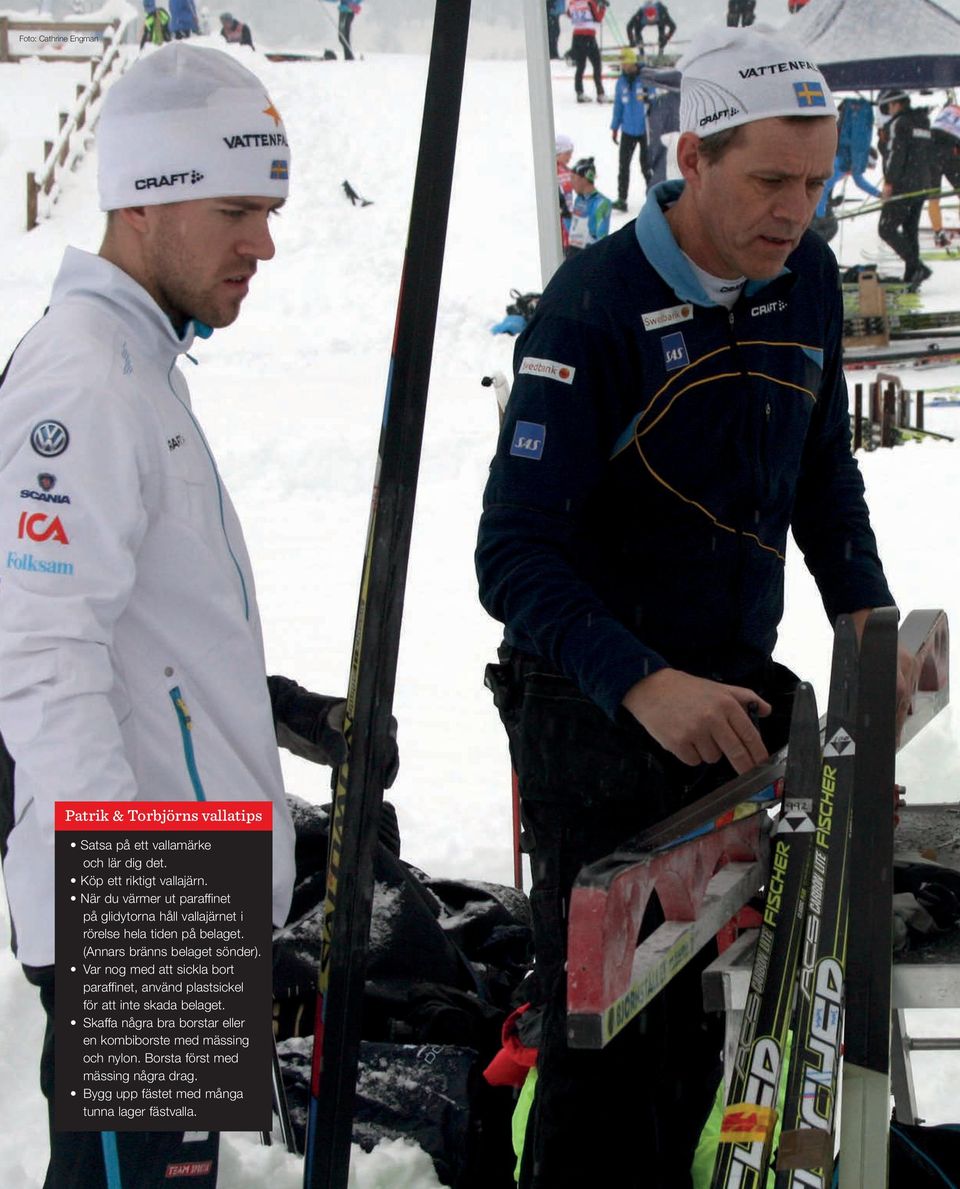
left=6, top=551, right=74, bottom=576
left=510, top=421, right=546, bottom=460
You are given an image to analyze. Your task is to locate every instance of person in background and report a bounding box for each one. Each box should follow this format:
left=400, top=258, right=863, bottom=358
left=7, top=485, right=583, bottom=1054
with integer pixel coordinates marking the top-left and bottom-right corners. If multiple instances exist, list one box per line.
left=928, top=101, right=960, bottom=249
left=338, top=0, right=361, bottom=61
left=567, top=0, right=607, bottom=104
left=564, top=157, right=612, bottom=257
left=547, top=0, right=564, bottom=60
left=219, top=10, right=254, bottom=49
left=815, top=96, right=880, bottom=217
left=726, top=0, right=755, bottom=26
left=877, top=87, right=938, bottom=289
left=627, top=2, right=677, bottom=57
left=556, top=133, right=576, bottom=253
left=646, top=84, right=681, bottom=185
left=477, top=25, right=914, bottom=1189
left=140, top=1, right=171, bottom=47
left=611, top=46, right=651, bottom=211
left=169, top=0, right=200, bottom=39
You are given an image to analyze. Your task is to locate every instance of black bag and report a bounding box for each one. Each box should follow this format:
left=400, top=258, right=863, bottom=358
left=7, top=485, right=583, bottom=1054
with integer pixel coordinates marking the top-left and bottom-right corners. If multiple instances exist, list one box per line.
left=890, top=1121, right=960, bottom=1187
left=505, top=289, right=541, bottom=323
left=273, top=795, right=532, bottom=1186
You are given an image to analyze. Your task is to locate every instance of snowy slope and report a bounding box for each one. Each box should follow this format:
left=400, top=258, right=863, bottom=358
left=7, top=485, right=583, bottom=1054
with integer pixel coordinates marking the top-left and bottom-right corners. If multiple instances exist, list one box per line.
left=0, top=13, right=959, bottom=1187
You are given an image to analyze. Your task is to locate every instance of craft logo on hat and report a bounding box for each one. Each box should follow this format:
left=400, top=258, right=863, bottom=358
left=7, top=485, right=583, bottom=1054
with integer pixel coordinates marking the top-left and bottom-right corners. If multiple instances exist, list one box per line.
left=97, top=43, right=291, bottom=211
left=678, top=25, right=836, bottom=139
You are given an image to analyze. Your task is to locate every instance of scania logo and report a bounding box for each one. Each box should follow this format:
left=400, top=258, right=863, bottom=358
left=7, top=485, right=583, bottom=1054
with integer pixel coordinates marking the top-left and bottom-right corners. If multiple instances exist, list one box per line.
left=31, top=421, right=69, bottom=458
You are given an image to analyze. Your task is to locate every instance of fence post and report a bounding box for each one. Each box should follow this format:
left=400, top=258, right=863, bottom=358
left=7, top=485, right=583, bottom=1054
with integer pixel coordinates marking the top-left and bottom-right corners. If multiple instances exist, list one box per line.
left=898, top=389, right=908, bottom=429
left=26, top=172, right=38, bottom=231
left=882, top=384, right=897, bottom=448
left=0, top=17, right=9, bottom=64
left=75, top=84, right=86, bottom=131
left=916, top=392, right=924, bottom=431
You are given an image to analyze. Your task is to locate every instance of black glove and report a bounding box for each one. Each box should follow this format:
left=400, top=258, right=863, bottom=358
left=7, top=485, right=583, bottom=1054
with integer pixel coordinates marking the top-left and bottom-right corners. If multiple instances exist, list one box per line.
left=266, top=675, right=400, bottom=787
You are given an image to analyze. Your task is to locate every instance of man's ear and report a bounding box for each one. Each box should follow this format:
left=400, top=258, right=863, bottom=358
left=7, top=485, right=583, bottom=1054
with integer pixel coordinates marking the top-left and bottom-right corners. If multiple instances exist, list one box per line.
left=114, top=206, right=150, bottom=234
left=675, top=133, right=704, bottom=187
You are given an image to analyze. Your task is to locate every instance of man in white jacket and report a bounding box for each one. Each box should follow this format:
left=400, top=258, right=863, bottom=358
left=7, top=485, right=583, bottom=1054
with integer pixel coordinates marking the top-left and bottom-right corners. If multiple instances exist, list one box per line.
left=0, top=44, right=363, bottom=1188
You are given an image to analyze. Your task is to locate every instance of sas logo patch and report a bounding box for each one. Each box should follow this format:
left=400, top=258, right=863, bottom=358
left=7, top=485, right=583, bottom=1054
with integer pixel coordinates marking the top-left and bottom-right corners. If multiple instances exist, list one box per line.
left=661, top=332, right=689, bottom=372
left=518, top=357, right=575, bottom=385
left=510, top=421, right=546, bottom=460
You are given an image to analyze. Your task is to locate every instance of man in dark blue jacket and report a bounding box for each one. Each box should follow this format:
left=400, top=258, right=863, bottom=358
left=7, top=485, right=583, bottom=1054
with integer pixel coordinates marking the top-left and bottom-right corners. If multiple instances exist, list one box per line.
left=477, top=26, right=913, bottom=1189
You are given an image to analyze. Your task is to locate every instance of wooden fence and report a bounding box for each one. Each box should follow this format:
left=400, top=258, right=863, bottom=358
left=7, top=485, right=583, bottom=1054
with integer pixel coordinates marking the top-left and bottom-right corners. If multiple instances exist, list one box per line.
left=851, top=374, right=954, bottom=449
left=22, top=19, right=133, bottom=231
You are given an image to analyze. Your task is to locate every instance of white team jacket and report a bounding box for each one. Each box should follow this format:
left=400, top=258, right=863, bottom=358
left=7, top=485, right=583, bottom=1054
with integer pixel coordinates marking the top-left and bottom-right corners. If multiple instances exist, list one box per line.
left=0, top=247, right=296, bottom=966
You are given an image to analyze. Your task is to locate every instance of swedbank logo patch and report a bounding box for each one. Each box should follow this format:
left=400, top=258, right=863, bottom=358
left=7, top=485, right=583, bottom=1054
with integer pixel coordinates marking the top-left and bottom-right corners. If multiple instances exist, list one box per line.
left=518, top=357, right=575, bottom=385
left=641, top=303, right=693, bottom=332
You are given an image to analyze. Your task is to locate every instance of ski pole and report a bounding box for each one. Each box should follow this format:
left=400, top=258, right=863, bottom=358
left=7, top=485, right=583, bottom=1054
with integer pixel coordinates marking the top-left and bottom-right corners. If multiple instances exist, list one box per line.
left=836, top=185, right=960, bottom=220
left=300, top=3, right=472, bottom=1186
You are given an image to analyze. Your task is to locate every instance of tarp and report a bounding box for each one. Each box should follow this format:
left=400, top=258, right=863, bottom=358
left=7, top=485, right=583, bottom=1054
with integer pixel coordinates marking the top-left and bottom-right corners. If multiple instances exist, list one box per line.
left=788, top=0, right=960, bottom=91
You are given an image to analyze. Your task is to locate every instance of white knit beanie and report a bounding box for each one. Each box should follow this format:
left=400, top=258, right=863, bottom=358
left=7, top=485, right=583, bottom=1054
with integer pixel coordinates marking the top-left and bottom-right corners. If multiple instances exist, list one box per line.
left=97, top=44, right=290, bottom=211
left=678, top=24, right=836, bottom=138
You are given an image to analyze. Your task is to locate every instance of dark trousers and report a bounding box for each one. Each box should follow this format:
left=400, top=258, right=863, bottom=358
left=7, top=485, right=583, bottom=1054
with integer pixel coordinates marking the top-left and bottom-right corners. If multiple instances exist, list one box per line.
left=879, top=194, right=925, bottom=277
left=934, top=134, right=960, bottom=192
left=339, top=10, right=354, bottom=59
left=571, top=34, right=603, bottom=98
left=546, top=8, right=561, bottom=58
left=618, top=131, right=651, bottom=201
left=22, top=965, right=220, bottom=1189
left=518, top=801, right=723, bottom=1188
left=727, top=0, right=756, bottom=25
left=488, top=651, right=797, bottom=1188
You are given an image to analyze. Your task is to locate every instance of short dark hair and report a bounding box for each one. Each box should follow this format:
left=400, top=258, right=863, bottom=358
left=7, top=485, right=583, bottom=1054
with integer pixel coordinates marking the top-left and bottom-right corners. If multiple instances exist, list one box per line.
left=698, top=114, right=835, bottom=164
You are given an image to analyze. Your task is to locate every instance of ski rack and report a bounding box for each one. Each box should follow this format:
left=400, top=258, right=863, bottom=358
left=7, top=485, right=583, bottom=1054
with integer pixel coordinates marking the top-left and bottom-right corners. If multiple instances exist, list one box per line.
left=565, top=609, right=949, bottom=1050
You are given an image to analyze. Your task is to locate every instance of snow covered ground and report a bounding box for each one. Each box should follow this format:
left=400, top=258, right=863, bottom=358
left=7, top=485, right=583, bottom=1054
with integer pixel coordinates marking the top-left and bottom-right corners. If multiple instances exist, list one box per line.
left=0, top=5, right=959, bottom=1185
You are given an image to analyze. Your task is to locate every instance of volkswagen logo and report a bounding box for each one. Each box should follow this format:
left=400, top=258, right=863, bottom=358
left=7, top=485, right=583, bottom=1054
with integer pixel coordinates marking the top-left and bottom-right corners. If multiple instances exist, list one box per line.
left=30, top=421, right=69, bottom=458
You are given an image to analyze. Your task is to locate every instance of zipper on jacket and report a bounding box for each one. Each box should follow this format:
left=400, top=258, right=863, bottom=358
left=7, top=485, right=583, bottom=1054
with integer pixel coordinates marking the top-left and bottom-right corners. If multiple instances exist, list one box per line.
left=169, top=686, right=207, bottom=802
left=166, top=362, right=250, bottom=621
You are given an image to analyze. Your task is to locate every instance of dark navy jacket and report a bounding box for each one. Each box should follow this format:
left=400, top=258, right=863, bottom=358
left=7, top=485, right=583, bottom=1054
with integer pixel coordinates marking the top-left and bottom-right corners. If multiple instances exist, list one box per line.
left=476, top=181, right=893, bottom=720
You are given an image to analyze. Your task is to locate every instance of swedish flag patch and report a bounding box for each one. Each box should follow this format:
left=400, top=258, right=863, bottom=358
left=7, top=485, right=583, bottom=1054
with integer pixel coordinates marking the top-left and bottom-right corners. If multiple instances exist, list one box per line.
left=793, top=81, right=827, bottom=108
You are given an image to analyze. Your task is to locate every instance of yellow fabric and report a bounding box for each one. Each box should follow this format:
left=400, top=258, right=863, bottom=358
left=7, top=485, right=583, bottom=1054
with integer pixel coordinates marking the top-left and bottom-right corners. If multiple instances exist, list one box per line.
left=512, top=1066, right=538, bottom=1183
left=691, top=1032, right=794, bottom=1189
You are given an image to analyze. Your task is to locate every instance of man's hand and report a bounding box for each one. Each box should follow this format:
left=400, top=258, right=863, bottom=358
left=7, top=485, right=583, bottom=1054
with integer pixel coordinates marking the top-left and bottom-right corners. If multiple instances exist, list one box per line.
left=611, top=129, right=619, bottom=144
left=266, top=675, right=400, bottom=786
left=622, top=669, right=771, bottom=773
left=881, top=182, right=893, bottom=199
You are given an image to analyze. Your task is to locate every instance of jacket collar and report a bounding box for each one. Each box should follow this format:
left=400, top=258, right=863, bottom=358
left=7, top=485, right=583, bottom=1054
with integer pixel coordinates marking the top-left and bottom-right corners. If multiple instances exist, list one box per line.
left=51, top=247, right=206, bottom=359
left=635, top=180, right=790, bottom=307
